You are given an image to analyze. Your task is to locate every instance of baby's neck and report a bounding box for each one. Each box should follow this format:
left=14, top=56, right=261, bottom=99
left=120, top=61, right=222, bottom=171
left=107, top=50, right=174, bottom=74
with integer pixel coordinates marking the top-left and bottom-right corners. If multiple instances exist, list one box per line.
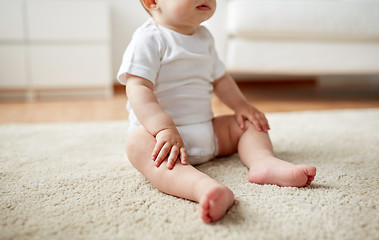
left=153, top=18, right=197, bottom=35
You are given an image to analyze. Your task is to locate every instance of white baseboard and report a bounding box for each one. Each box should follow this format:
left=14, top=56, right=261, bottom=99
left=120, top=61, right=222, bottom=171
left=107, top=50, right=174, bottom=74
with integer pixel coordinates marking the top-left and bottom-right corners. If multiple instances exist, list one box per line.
left=0, top=87, right=113, bottom=101
left=317, top=75, right=379, bottom=88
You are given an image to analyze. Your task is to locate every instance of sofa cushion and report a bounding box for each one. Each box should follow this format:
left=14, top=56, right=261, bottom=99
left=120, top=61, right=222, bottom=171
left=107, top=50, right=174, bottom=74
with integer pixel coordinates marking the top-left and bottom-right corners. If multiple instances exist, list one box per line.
left=227, top=0, right=379, bottom=40
left=226, top=38, right=379, bottom=75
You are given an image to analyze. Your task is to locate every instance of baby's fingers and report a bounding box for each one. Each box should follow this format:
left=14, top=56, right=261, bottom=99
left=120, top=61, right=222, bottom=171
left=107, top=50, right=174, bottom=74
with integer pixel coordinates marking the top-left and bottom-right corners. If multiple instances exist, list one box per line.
left=261, top=116, right=270, bottom=132
left=154, top=143, right=170, bottom=167
left=248, top=115, right=263, bottom=132
left=255, top=113, right=270, bottom=132
left=247, top=114, right=268, bottom=132
left=236, top=114, right=245, bottom=130
left=152, top=140, right=164, bottom=160
left=180, top=147, right=188, bottom=165
left=167, top=145, right=180, bottom=170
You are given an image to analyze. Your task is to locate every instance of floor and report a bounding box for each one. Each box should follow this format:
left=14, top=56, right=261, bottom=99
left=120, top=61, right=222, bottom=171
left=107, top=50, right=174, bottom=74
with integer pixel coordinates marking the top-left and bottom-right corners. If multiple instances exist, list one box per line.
left=1, top=81, right=379, bottom=124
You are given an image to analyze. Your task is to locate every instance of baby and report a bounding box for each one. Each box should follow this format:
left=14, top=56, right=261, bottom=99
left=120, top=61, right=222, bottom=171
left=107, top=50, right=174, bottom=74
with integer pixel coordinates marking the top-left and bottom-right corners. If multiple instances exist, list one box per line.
left=118, top=0, right=317, bottom=224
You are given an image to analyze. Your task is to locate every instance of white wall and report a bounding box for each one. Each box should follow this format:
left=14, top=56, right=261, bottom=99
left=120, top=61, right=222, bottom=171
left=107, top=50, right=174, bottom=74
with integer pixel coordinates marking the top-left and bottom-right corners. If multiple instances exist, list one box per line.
left=28, top=0, right=223, bottom=82
left=0, top=0, right=114, bottom=99
left=107, top=0, right=149, bottom=81
left=1, top=0, right=225, bottom=87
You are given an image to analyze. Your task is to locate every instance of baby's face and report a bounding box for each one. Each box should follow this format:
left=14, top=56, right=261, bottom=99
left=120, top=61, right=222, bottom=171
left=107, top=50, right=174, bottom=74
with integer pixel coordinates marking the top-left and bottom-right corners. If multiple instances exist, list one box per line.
left=152, top=0, right=216, bottom=34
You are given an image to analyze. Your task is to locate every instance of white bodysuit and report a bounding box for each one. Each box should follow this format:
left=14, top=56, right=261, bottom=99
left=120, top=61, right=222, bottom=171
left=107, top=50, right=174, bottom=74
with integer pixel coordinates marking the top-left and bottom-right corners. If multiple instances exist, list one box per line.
left=117, top=18, right=226, bottom=165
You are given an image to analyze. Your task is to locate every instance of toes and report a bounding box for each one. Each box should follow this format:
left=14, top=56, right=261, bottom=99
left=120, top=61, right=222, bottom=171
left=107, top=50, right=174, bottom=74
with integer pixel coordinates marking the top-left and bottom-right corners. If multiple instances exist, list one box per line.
left=202, top=213, right=212, bottom=224
left=306, top=174, right=315, bottom=186
left=199, top=187, right=234, bottom=224
left=200, top=198, right=212, bottom=223
left=303, top=166, right=316, bottom=187
left=304, top=166, right=317, bottom=177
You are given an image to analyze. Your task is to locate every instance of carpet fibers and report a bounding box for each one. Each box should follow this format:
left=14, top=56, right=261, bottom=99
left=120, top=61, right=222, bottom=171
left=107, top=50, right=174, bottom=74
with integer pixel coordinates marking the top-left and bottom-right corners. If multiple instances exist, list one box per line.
left=1, top=109, right=378, bottom=240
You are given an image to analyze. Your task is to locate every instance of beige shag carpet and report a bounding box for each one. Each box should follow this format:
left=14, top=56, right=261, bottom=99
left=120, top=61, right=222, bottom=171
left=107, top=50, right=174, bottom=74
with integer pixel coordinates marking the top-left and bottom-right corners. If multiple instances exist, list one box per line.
left=1, top=109, right=378, bottom=240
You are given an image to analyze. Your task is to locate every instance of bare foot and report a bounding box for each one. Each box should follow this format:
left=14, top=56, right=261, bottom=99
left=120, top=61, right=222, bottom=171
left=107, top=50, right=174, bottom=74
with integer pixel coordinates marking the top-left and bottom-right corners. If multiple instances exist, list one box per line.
left=199, top=185, right=235, bottom=223
left=248, top=159, right=317, bottom=187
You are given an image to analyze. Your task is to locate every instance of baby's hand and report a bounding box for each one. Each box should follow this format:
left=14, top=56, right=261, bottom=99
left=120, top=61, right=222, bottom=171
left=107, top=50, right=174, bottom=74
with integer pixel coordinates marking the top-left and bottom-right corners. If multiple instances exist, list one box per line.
left=236, top=104, right=270, bottom=133
left=152, top=128, right=187, bottom=170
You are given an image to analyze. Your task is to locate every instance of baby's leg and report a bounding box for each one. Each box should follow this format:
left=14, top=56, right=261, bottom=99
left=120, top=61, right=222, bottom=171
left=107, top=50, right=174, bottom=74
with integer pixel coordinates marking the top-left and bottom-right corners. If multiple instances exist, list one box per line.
left=126, top=128, right=234, bottom=223
left=213, top=116, right=316, bottom=187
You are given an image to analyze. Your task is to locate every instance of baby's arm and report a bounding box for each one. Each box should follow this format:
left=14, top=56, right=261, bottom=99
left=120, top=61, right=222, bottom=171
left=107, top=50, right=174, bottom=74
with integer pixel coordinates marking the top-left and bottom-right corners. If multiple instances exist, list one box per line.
left=125, top=75, right=187, bottom=169
left=212, top=74, right=270, bottom=132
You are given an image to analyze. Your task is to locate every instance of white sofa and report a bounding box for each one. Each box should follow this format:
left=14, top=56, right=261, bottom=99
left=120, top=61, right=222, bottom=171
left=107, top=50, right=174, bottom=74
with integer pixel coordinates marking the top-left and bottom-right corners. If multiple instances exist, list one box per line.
left=205, top=0, right=379, bottom=77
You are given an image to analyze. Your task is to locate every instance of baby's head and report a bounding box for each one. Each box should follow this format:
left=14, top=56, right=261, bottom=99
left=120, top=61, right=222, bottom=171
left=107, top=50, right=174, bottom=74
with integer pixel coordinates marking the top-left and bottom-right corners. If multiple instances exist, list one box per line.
left=140, top=0, right=216, bottom=35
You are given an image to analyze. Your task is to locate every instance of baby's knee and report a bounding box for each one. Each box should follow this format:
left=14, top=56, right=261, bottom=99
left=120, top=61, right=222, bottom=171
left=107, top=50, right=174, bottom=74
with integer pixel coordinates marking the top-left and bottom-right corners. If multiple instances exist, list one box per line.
left=232, top=117, right=257, bottom=139
left=243, top=120, right=255, bottom=130
left=126, top=129, right=155, bottom=163
left=230, top=116, right=255, bottom=138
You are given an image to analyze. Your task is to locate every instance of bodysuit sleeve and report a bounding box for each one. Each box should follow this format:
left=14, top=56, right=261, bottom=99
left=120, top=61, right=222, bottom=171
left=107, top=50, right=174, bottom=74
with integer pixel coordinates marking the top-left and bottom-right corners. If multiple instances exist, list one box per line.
left=117, top=27, right=164, bottom=85
left=211, top=44, right=226, bottom=80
